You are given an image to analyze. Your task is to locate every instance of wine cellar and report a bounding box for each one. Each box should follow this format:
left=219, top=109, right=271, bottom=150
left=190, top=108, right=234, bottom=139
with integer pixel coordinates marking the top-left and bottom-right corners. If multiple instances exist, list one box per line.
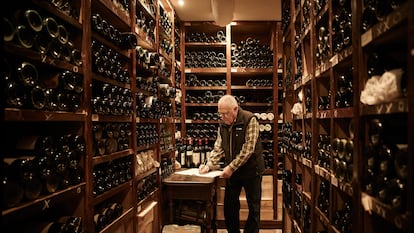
left=1, top=0, right=413, bottom=233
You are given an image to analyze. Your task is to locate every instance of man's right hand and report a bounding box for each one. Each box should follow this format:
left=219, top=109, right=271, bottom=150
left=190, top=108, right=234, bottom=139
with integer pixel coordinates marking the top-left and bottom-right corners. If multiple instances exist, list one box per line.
left=198, top=164, right=209, bottom=174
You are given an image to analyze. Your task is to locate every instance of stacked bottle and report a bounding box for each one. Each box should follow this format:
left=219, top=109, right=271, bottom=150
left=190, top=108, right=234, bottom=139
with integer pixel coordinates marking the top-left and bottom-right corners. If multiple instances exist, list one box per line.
left=137, top=172, right=158, bottom=202
left=92, top=122, right=131, bottom=156
left=136, top=10, right=155, bottom=43
left=94, top=201, right=124, bottom=232
left=2, top=134, right=85, bottom=209
left=185, top=50, right=226, bottom=68
left=4, top=9, right=82, bottom=66
left=231, top=38, right=273, bottom=68
left=91, top=13, right=137, bottom=49
left=91, top=40, right=130, bottom=83
left=363, top=119, right=407, bottom=212
left=4, top=61, right=83, bottom=112
left=93, top=156, right=133, bottom=196
left=91, top=82, right=133, bottom=116
left=185, top=30, right=226, bottom=43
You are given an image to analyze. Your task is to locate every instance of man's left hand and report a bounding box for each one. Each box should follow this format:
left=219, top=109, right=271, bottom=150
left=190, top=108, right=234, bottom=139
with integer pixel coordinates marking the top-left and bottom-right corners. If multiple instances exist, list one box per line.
left=222, top=166, right=233, bottom=178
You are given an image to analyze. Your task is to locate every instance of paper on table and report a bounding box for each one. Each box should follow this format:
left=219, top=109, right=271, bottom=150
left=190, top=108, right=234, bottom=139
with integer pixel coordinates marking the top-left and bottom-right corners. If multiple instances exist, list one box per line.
left=175, top=168, right=223, bottom=178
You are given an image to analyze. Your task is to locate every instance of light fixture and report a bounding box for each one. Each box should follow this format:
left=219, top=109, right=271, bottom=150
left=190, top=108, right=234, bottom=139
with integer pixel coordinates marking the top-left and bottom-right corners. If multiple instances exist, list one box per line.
left=178, top=0, right=184, bottom=6
left=211, top=0, right=234, bottom=26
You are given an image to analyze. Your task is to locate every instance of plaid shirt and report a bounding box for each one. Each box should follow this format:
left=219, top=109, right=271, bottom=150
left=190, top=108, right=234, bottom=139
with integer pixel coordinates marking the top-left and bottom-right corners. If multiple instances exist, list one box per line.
left=207, top=117, right=260, bottom=171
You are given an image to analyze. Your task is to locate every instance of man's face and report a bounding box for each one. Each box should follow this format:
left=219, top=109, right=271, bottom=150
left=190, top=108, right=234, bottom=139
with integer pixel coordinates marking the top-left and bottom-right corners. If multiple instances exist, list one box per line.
left=218, top=104, right=238, bottom=125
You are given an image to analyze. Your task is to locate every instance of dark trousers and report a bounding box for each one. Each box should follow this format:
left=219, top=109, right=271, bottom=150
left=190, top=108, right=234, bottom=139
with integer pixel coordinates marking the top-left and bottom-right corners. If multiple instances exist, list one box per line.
left=223, top=174, right=262, bottom=233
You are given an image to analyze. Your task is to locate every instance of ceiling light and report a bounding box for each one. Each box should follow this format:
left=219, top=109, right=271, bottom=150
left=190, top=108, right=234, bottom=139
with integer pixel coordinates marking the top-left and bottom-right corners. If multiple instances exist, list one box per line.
left=178, top=0, right=184, bottom=6
left=211, top=0, right=234, bottom=26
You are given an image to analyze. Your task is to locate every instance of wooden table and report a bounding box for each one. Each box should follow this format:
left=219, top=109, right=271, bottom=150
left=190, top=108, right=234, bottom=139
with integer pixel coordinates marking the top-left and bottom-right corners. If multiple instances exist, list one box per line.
left=163, top=173, right=217, bottom=233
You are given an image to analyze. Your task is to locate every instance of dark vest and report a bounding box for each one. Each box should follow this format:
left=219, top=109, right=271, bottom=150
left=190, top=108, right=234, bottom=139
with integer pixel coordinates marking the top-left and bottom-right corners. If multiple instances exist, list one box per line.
left=219, top=108, right=265, bottom=179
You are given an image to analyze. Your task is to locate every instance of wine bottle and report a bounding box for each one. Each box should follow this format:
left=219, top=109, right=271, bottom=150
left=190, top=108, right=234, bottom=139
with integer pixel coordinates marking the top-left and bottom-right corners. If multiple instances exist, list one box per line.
left=5, top=79, right=26, bottom=108
left=1, top=161, right=24, bottom=208
left=120, top=32, right=137, bottom=49
left=192, top=138, right=201, bottom=167
left=36, top=155, right=60, bottom=194
left=17, top=61, right=38, bottom=87
left=180, top=138, right=186, bottom=167
left=15, top=24, right=35, bottom=48
left=10, top=158, right=42, bottom=200
left=93, top=212, right=107, bottom=232
left=109, top=202, right=123, bottom=218
left=186, top=137, right=194, bottom=168
left=369, top=118, right=384, bottom=146
left=364, top=143, right=377, bottom=195
left=30, top=85, right=46, bottom=110
left=17, top=9, right=42, bottom=33
left=56, top=215, right=83, bottom=233
left=394, top=144, right=408, bottom=180
left=388, top=177, right=407, bottom=212
left=378, top=143, right=397, bottom=177
left=3, top=17, right=16, bottom=42
left=67, top=162, right=83, bottom=185
left=376, top=175, right=391, bottom=204
left=101, top=205, right=115, bottom=223
left=199, top=138, right=206, bottom=164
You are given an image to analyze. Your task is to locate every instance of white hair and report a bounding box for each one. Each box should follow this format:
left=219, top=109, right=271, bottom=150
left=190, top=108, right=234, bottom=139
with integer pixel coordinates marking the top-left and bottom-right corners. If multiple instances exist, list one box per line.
left=218, top=95, right=238, bottom=108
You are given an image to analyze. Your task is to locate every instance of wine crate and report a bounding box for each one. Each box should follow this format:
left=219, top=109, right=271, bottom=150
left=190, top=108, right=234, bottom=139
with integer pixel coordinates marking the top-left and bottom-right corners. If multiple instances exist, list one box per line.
left=137, top=201, right=158, bottom=233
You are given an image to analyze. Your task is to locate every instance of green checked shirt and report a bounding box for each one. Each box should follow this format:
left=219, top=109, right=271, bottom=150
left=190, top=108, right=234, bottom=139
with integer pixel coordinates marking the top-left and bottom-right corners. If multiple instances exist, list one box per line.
left=206, top=110, right=263, bottom=176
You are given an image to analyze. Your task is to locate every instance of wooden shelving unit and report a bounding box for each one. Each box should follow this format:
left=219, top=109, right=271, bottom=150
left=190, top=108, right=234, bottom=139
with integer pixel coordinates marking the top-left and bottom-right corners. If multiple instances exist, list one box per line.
left=281, top=0, right=413, bottom=233
left=2, top=0, right=177, bottom=232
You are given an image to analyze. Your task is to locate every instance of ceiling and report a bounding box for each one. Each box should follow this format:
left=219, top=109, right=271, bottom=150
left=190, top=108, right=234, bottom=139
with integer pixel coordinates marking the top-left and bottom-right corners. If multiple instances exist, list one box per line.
left=168, top=0, right=282, bottom=22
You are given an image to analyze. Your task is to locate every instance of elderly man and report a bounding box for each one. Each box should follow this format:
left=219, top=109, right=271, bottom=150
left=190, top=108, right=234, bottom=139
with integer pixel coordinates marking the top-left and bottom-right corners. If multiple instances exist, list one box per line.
left=199, top=94, right=265, bottom=233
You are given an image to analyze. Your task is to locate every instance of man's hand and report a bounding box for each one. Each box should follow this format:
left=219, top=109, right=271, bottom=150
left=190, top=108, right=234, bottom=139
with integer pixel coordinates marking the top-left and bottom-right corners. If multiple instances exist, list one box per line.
left=198, top=164, right=209, bottom=174
left=222, top=166, right=233, bottom=178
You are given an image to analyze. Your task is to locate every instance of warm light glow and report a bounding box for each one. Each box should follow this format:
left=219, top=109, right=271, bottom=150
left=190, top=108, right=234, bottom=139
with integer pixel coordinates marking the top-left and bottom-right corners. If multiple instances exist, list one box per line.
left=178, top=0, right=184, bottom=6
left=211, top=0, right=234, bottom=27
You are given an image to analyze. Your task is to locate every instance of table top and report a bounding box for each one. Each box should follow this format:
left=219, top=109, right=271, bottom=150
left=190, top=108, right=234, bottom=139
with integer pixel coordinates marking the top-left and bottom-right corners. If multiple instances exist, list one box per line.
left=163, top=173, right=215, bottom=185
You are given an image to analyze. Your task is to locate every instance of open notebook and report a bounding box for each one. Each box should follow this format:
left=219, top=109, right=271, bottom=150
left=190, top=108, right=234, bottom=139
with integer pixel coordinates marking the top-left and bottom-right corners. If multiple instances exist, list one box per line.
left=175, top=168, right=223, bottom=178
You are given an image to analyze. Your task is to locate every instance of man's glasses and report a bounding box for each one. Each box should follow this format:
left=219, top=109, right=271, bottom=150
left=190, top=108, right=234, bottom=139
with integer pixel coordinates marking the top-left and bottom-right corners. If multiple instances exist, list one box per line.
left=217, top=111, right=231, bottom=118
left=218, top=106, right=237, bottom=118
left=217, top=112, right=226, bottom=118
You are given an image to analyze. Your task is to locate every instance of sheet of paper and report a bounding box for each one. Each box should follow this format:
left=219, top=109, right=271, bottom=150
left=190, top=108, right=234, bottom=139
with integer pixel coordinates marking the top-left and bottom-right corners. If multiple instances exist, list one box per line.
left=175, top=168, right=223, bottom=178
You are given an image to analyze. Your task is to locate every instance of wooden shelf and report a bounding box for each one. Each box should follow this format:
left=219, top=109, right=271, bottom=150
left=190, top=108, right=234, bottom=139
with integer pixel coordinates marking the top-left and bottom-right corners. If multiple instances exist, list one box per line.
left=92, top=149, right=134, bottom=166
left=2, top=183, right=85, bottom=223
left=361, top=193, right=411, bottom=232
left=4, top=43, right=84, bottom=74
left=93, top=181, right=133, bottom=206
left=4, top=108, right=87, bottom=122
left=184, top=68, right=227, bottom=73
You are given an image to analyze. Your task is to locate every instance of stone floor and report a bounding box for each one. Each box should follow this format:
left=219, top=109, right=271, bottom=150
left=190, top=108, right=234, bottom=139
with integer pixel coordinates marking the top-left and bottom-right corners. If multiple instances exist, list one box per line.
left=162, top=225, right=283, bottom=233
left=217, top=229, right=283, bottom=233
